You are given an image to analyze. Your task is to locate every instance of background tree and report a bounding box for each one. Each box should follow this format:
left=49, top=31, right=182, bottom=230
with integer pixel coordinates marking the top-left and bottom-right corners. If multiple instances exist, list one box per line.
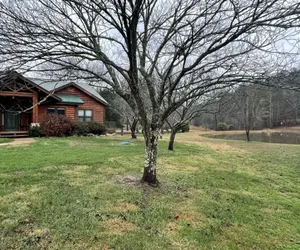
left=166, top=92, right=222, bottom=150
left=1, top=0, right=300, bottom=184
left=99, top=89, right=140, bottom=138
left=99, top=89, right=123, bottom=128
left=232, top=85, right=266, bottom=141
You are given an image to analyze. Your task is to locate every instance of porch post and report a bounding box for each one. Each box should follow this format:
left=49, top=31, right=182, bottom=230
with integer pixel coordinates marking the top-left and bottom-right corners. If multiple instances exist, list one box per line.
left=32, top=94, right=38, bottom=123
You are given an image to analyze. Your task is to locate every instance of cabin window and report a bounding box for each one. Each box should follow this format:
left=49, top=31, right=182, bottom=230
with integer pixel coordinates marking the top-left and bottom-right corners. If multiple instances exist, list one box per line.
left=78, top=109, right=93, bottom=122
left=47, top=108, right=66, bottom=115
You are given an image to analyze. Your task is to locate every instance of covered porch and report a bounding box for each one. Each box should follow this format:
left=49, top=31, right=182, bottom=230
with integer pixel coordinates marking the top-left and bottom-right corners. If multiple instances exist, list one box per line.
left=0, top=92, right=38, bottom=135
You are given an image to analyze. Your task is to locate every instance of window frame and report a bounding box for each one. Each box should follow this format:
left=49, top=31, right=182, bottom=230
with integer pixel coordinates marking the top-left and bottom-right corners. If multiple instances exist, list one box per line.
left=78, top=109, right=93, bottom=122
left=47, top=107, right=66, bottom=116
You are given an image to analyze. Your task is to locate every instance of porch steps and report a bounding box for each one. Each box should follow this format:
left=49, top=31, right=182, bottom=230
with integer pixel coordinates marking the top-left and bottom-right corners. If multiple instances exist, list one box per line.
left=0, top=131, right=29, bottom=138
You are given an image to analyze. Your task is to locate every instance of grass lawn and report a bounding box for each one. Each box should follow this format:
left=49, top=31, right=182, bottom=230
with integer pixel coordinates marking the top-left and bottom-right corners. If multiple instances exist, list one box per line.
left=0, top=131, right=300, bottom=249
left=0, top=138, right=13, bottom=144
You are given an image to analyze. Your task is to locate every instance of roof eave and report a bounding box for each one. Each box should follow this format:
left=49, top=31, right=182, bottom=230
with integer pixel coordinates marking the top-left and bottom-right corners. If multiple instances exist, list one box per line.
left=57, top=102, right=84, bottom=105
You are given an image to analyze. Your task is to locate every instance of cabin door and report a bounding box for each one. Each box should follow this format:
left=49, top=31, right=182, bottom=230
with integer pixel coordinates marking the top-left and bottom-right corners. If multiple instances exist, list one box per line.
left=4, top=111, right=21, bottom=130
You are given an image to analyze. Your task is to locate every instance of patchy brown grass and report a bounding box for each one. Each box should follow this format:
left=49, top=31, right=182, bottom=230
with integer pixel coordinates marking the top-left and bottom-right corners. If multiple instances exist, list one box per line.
left=68, top=141, right=96, bottom=147
left=1, top=136, right=300, bottom=249
left=101, top=218, right=136, bottom=235
left=0, top=138, right=35, bottom=147
left=0, top=185, right=41, bottom=206
left=113, top=203, right=138, bottom=213
left=62, top=165, right=89, bottom=175
left=174, top=130, right=246, bottom=153
left=161, top=163, right=199, bottom=174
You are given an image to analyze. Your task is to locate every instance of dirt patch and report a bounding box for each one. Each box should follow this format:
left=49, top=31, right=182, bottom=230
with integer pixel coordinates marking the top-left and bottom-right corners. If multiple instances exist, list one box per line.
left=166, top=221, right=179, bottom=232
left=101, top=218, right=136, bottom=235
left=16, top=226, right=53, bottom=248
left=113, top=175, right=142, bottom=187
left=0, top=138, right=35, bottom=147
left=174, top=211, right=201, bottom=225
left=166, top=210, right=206, bottom=234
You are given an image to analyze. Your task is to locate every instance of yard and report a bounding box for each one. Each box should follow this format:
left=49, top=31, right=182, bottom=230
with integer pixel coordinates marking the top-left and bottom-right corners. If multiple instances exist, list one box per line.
left=0, top=131, right=300, bottom=250
left=0, top=138, right=12, bottom=144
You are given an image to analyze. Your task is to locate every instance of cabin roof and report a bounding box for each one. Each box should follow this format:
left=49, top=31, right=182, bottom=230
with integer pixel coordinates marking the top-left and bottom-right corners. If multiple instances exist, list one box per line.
left=30, top=79, right=108, bottom=106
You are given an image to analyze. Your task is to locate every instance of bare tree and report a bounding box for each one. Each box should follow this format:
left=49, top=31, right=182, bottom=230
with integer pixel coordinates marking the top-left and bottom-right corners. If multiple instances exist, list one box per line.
left=233, top=85, right=266, bottom=141
left=166, top=93, right=220, bottom=150
left=1, top=0, right=300, bottom=184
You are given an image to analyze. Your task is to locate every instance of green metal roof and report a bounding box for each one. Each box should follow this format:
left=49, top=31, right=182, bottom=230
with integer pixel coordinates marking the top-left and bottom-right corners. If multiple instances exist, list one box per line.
left=55, top=94, right=84, bottom=104
left=30, top=78, right=108, bottom=106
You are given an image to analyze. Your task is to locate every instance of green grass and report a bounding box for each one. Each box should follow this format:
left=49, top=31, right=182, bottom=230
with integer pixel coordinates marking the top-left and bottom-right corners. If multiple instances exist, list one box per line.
left=0, top=138, right=12, bottom=144
left=0, top=133, right=300, bottom=250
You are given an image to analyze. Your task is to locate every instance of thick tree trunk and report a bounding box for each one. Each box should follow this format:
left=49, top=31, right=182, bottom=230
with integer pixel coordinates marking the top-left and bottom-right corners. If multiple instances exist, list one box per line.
left=141, top=130, right=159, bottom=186
left=168, top=128, right=177, bottom=151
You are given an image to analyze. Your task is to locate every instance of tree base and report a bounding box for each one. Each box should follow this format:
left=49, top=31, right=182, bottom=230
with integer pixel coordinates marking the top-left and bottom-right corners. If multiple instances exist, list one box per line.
left=141, top=173, right=160, bottom=187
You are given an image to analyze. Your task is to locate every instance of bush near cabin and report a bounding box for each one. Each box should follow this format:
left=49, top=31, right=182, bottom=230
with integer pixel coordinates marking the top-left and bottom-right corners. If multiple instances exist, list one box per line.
left=72, top=121, right=107, bottom=136
left=28, top=125, right=43, bottom=137
left=40, top=114, right=73, bottom=137
left=29, top=115, right=107, bottom=137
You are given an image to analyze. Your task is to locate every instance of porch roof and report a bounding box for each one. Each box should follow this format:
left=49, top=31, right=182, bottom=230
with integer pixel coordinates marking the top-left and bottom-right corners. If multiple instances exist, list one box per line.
left=0, top=71, right=61, bottom=101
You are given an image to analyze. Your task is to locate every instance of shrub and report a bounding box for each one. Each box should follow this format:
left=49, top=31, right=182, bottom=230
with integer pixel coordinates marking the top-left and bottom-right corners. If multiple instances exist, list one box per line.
left=73, top=121, right=106, bottom=136
left=40, top=114, right=73, bottom=137
left=180, top=122, right=190, bottom=133
left=28, top=125, right=43, bottom=137
left=87, top=121, right=107, bottom=135
left=217, top=122, right=229, bottom=131
left=72, top=122, right=89, bottom=136
left=228, top=124, right=234, bottom=131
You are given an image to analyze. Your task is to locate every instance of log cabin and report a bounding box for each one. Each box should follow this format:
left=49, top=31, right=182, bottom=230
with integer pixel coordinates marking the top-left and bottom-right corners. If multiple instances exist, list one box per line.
left=0, top=71, right=108, bottom=137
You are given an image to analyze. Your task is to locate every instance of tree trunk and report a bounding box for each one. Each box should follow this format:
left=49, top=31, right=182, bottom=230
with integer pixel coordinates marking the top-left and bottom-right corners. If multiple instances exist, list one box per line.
left=246, top=129, right=250, bottom=142
left=130, top=119, right=138, bottom=139
left=214, top=114, right=218, bottom=131
left=159, top=128, right=164, bottom=139
left=168, top=128, right=177, bottom=151
left=131, top=129, right=137, bottom=139
left=142, top=131, right=159, bottom=185
left=269, top=90, right=273, bottom=128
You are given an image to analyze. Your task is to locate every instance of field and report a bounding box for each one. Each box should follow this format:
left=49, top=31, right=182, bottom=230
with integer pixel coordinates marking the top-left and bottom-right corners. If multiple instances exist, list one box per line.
left=0, top=130, right=300, bottom=249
